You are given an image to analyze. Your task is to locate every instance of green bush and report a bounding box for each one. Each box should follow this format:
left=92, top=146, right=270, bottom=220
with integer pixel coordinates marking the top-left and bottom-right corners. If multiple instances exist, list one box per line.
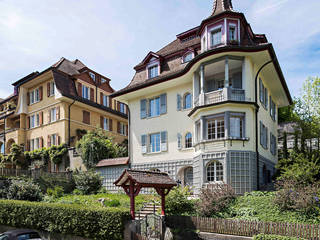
left=0, top=200, right=130, bottom=240
left=166, top=186, right=196, bottom=216
left=7, top=179, right=43, bottom=201
left=253, top=234, right=306, bottom=240
left=105, top=199, right=121, bottom=207
left=35, top=174, right=75, bottom=194
left=73, top=170, right=102, bottom=195
left=46, top=186, right=64, bottom=198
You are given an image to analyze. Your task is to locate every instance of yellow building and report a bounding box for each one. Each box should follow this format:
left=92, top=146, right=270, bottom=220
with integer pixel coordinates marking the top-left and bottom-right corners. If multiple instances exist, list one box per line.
left=0, top=58, right=128, bottom=170
left=110, top=0, right=292, bottom=194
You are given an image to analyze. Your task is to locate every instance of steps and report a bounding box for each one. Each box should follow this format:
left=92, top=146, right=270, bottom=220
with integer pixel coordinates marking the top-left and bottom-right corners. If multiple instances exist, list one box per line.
left=136, top=202, right=161, bottom=220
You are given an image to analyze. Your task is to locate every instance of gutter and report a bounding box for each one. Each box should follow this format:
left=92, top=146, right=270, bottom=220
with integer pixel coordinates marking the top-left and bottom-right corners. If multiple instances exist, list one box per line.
left=254, top=59, right=273, bottom=190
left=68, top=100, right=76, bottom=147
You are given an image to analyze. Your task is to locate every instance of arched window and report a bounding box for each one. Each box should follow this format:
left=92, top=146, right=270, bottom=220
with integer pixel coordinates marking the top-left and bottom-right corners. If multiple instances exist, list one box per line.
left=185, top=132, right=192, bottom=148
left=183, top=52, right=193, bottom=63
left=183, top=93, right=192, bottom=109
left=207, top=161, right=223, bottom=182
left=184, top=167, right=193, bottom=186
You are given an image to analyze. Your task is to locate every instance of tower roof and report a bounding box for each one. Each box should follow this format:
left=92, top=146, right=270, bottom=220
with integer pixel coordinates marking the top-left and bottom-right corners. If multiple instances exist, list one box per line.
left=212, top=0, right=234, bottom=16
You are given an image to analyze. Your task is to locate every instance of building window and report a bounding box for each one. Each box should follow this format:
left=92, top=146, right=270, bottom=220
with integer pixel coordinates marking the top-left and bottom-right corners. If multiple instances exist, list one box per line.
left=103, top=118, right=109, bottom=131
left=49, top=82, right=55, bottom=96
left=103, top=95, right=109, bottom=107
left=101, top=78, right=107, bottom=84
left=207, top=118, right=225, bottom=140
left=185, top=133, right=192, bottom=148
left=30, top=88, right=40, bottom=104
left=83, top=111, right=90, bottom=124
left=229, top=116, right=244, bottom=138
left=150, top=133, right=161, bottom=153
left=229, top=26, right=236, bottom=41
left=183, top=93, right=192, bottom=109
left=149, top=97, right=160, bottom=117
left=30, top=113, right=40, bottom=129
left=148, top=65, right=159, bottom=79
left=177, top=133, right=182, bottom=149
left=196, top=121, right=201, bottom=143
left=89, top=72, right=96, bottom=81
left=207, top=161, right=223, bottom=182
left=120, top=103, right=125, bottom=114
left=211, top=28, right=222, bottom=47
left=31, top=138, right=40, bottom=151
left=270, top=97, right=276, bottom=121
left=82, top=86, right=90, bottom=100
left=51, top=134, right=57, bottom=146
left=259, top=78, right=268, bottom=110
left=260, top=121, right=268, bottom=149
left=183, top=53, right=193, bottom=63
left=119, top=122, right=126, bottom=136
left=270, top=133, right=277, bottom=155
left=50, top=108, right=57, bottom=122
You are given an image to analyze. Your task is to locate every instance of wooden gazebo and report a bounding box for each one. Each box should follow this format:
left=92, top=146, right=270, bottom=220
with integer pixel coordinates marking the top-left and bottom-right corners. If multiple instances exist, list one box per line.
left=114, top=169, right=177, bottom=220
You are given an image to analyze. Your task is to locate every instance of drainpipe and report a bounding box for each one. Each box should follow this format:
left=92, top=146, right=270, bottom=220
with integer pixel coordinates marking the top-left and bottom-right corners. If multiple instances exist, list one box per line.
left=3, top=118, right=6, bottom=154
left=255, top=59, right=273, bottom=190
left=128, top=106, right=131, bottom=169
left=68, top=100, right=76, bottom=147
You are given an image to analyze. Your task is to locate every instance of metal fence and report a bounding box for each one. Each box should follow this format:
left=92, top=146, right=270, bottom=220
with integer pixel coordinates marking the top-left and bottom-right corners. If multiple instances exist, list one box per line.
left=0, top=168, right=72, bottom=179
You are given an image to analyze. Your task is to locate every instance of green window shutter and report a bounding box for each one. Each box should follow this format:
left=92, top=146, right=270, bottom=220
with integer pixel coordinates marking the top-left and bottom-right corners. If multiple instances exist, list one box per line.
left=177, top=94, right=182, bottom=111
left=161, top=131, right=167, bottom=151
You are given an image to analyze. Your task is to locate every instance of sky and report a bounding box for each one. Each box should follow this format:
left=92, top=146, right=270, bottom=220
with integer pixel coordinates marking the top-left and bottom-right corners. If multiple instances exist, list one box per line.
left=0, top=0, right=319, bottom=99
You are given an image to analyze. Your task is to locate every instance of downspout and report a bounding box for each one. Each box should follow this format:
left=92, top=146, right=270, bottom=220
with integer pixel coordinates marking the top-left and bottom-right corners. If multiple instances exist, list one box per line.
left=128, top=106, right=131, bottom=169
left=68, top=100, right=76, bottom=147
left=254, top=59, right=273, bottom=190
left=3, top=118, right=6, bottom=154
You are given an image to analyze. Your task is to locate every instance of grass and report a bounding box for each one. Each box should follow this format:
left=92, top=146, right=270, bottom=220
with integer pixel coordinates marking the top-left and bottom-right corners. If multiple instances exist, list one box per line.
left=224, top=191, right=320, bottom=224
left=45, top=192, right=159, bottom=211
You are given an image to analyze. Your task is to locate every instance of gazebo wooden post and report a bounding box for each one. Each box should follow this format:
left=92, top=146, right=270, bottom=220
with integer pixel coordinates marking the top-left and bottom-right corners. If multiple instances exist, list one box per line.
left=160, top=190, right=165, bottom=216
left=129, top=181, right=135, bottom=220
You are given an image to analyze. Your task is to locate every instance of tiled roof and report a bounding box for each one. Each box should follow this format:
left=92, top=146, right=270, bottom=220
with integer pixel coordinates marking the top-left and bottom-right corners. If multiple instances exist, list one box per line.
left=114, top=169, right=177, bottom=187
left=212, top=0, right=234, bottom=16
left=96, top=157, right=129, bottom=167
left=52, top=57, right=86, bottom=75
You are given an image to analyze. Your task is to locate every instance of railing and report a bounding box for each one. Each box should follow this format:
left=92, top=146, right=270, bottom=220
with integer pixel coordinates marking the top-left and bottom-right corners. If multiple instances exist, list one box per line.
left=229, top=88, right=245, bottom=101
left=166, top=216, right=320, bottom=239
left=0, top=168, right=72, bottom=179
left=205, top=89, right=224, bottom=105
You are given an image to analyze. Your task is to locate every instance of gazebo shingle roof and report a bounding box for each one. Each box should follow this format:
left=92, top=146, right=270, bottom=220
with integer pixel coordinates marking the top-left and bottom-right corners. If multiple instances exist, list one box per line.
left=114, top=169, right=177, bottom=188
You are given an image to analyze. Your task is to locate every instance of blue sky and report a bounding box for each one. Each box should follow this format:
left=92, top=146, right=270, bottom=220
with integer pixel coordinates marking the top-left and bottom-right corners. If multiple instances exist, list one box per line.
left=0, top=0, right=319, bottom=99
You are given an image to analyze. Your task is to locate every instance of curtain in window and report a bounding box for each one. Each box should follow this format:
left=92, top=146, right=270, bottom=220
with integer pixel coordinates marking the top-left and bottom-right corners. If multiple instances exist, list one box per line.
left=230, top=117, right=241, bottom=138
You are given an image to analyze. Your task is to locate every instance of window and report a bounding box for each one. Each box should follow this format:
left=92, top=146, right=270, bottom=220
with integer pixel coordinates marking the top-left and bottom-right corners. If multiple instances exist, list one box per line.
left=229, top=26, right=236, bottom=41
left=150, top=133, right=161, bottom=153
left=207, top=118, right=225, bottom=140
left=183, top=53, right=193, bottom=63
left=211, top=28, right=222, bottom=47
left=51, top=134, right=57, bottom=146
left=183, top=93, right=192, bottom=109
left=17, top=232, right=41, bottom=240
left=119, top=122, right=126, bottom=136
left=149, top=97, right=160, bottom=117
left=270, top=133, right=277, bottom=155
left=185, top=133, right=192, bottom=148
left=207, top=161, right=223, bottom=182
left=270, top=97, right=276, bottom=121
left=148, top=65, right=159, bottom=79
left=260, top=121, right=268, bottom=149
left=103, top=95, right=109, bottom=107
left=82, top=86, right=90, bottom=100
left=83, top=111, right=90, bottom=124
left=177, top=133, right=182, bottom=149
left=30, top=113, right=40, bottom=129
left=101, top=78, right=107, bottom=84
left=202, top=37, right=206, bottom=52
left=229, top=116, right=244, bottom=138
left=49, top=82, right=55, bottom=96
left=50, top=108, right=56, bottom=122
left=103, top=118, right=109, bottom=131
left=259, top=78, right=268, bottom=109
left=120, top=103, right=125, bottom=114
left=196, top=121, right=201, bottom=143
left=89, top=72, right=96, bottom=81
left=29, top=88, right=40, bottom=104
left=31, top=138, right=40, bottom=151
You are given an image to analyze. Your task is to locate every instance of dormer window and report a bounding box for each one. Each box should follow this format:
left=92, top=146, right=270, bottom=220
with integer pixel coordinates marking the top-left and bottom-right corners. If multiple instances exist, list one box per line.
left=89, top=72, right=96, bottom=81
left=183, top=52, right=193, bottom=63
left=211, top=28, right=222, bottom=47
left=148, top=65, right=159, bottom=79
left=101, top=78, right=107, bottom=84
left=229, top=26, right=236, bottom=41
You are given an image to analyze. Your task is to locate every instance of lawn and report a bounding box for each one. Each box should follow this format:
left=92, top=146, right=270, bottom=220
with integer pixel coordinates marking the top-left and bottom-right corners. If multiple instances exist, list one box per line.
left=46, top=192, right=158, bottom=211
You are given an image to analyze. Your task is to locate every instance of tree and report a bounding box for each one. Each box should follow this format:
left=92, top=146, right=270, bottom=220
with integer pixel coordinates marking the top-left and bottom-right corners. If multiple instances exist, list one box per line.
left=76, top=128, right=119, bottom=169
left=7, top=144, right=25, bottom=175
left=282, top=131, right=289, bottom=160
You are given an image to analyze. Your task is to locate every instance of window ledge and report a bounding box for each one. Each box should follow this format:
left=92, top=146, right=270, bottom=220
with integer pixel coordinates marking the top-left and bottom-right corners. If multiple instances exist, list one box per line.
left=179, top=147, right=193, bottom=152
left=143, top=151, right=165, bottom=156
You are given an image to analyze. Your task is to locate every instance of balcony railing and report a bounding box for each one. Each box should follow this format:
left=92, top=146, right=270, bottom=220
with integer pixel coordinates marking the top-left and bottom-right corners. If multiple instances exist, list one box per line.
left=194, top=88, right=248, bottom=107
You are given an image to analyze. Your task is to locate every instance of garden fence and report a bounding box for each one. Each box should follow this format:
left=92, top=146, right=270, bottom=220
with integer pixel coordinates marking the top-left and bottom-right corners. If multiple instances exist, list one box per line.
left=166, top=216, right=320, bottom=239
left=0, top=168, right=72, bottom=180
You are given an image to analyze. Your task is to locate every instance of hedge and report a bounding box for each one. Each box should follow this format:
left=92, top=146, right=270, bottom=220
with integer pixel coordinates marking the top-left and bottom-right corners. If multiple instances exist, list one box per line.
left=253, top=234, right=307, bottom=240
left=0, top=200, right=131, bottom=240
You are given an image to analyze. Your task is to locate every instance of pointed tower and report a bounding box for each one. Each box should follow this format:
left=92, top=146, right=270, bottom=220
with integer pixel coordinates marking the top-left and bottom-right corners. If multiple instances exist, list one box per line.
left=212, top=0, right=234, bottom=16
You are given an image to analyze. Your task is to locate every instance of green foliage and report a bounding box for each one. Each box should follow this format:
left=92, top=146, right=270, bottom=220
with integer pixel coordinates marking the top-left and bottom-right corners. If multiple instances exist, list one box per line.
left=7, top=143, right=25, bottom=168
left=34, top=174, right=75, bottom=194
left=76, top=128, right=117, bottom=169
left=278, top=104, right=297, bottom=123
left=0, top=200, right=130, bottom=240
left=48, top=144, right=68, bottom=165
left=73, top=170, right=103, bottom=195
left=46, top=186, right=64, bottom=198
left=166, top=186, right=196, bottom=216
left=6, top=179, right=43, bottom=201
left=104, top=199, right=121, bottom=207
left=253, top=234, right=306, bottom=240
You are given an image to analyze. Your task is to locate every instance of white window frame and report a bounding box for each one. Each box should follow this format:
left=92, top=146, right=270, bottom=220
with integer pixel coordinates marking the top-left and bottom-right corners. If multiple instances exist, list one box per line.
left=210, top=27, right=222, bottom=47
left=185, top=132, right=192, bottom=148
left=82, top=86, right=90, bottom=100
left=101, top=78, right=107, bottom=84
left=50, top=108, right=57, bottom=123
left=229, top=115, right=244, bottom=139
left=89, top=72, right=96, bottom=81
left=207, top=161, right=224, bottom=182
left=182, top=52, right=193, bottom=63
left=49, top=82, right=55, bottom=96
left=103, top=118, right=109, bottom=131
left=51, top=134, right=57, bottom=146
left=183, top=93, right=192, bottom=110
left=120, top=103, right=125, bottom=114
left=207, top=118, right=225, bottom=140
left=149, top=133, right=161, bottom=153
left=148, top=97, right=160, bottom=117
left=29, top=88, right=40, bottom=105
left=103, top=95, right=109, bottom=107
left=31, top=138, right=40, bottom=151
left=148, top=65, right=159, bottom=79
left=228, top=24, right=237, bottom=41
left=119, top=122, right=126, bottom=136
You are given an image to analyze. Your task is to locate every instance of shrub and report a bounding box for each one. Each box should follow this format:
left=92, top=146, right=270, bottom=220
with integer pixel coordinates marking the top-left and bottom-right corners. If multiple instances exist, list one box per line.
left=35, top=174, right=75, bottom=194
left=274, top=179, right=320, bottom=214
left=166, top=186, right=196, bottom=216
left=0, top=200, right=130, bottom=240
left=73, top=170, right=102, bottom=195
left=105, top=199, right=121, bottom=207
left=46, top=186, right=64, bottom=198
left=253, top=234, right=306, bottom=240
left=198, top=183, right=235, bottom=217
left=7, top=179, right=43, bottom=201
